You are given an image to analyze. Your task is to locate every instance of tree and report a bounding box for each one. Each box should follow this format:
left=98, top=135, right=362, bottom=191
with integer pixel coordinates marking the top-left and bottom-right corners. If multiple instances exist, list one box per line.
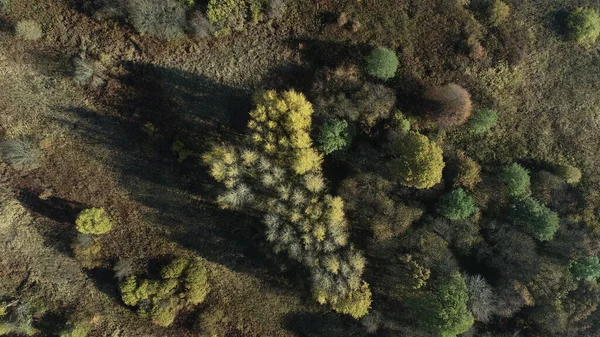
left=388, top=131, right=445, bottom=189
left=467, top=109, right=498, bottom=135
left=500, top=163, right=531, bottom=198
left=438, top=188, right=478, bottom=221
left=570, top=256, right=600, bottom=281
left=566, top=8, right=600, bottom=45
left=465, top=274, right=494, bottom=322
left=509, top=197, right=559, bottom=241
left=453, top=152, right=481, bottom=191
left=318, top=119, right=350, bottom=154
left=425, top=83, right=472, bottom=128
left=75, top=208, right=113, bottom=235
left=364, top=47, right=399, bottom=80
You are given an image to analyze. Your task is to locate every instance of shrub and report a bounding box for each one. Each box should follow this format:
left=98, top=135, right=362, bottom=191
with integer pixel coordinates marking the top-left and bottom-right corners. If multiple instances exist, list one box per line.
left=570, top=256, right=600, bottom=281
left=438, top=188, right=478, bottom=221
left=454, top=152, right=481, bottom=190
left=72, top=233, right=102, bottom=268
left=465, top=275, right=494, bottom=322
left=161, top=258, right=189, bottom=279
left=206, top=0, right=247, bottom=32
left=183, top=259, right=211, bottom=305
left=151, top=299, right=178, bottom=327
left=467, top=109, right=498, bottom=134
left=15, top=20, right=42, bottom=40
left=388, top=131, right=445, bottom=189
left=364, top=47, right=399, bottom=80
left=488, top=0, right=510, bottom=27
left=554, top=164, right=581, bottom=184
left=75, top=208, right=113, bottom=235
left=318, top=119, right=350, bottom=154
left=0, top=139, right=41, bottom=170
left=113, top=258, right=134, bottom=280
left=187, top=11, right=215, bottom=39
left=509, top=196, right=559, bottom=241
left=73, top=56, right=107, bottom=88
left=500, top=163, right=531, bottom=198
left=425, top=83, right=473, bottom=128
left=566, top=8, right=600, bottom=45
left=128, top=0, right=185, bottom=40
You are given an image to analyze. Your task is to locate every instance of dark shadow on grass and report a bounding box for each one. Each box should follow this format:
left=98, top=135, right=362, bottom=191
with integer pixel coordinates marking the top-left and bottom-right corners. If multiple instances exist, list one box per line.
left=283, top=311, right=364, bottom=337
left=48, top=63, right=302, bottom=294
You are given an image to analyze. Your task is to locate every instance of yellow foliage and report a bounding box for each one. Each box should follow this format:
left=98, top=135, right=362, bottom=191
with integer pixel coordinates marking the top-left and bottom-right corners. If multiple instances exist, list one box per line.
left=327, top=196, right=345, bottom=225
left=331, top=282, right=372, bottom=319
left=241, top=150, right=258, bottom=166
left=305, top=174, right=325, bottom=193
left=293, top=148, right=323, bottom=175
left=313, top=225, right=326, bottom=242
left=290, top=132, right=312, bottom=149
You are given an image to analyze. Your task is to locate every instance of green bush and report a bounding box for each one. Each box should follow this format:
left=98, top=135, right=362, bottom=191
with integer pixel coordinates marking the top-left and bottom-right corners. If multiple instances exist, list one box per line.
left=151, top=299, right=178, bottom=327
left=467, top=109, right=498, bottom=134
left=438, top=188, right=478, bottom=221
left=500, top=163, right=531, bottom=198
left=0, top=139, right=41, bottom=170
left=318, top=119, right=350, bottom=154
left=128, top=0, right=185, bottom=40
left=15, top=20, right=42, bottom=40
left=566, top=8, right=600, bottom=45
left=75, top=208, right=113, bottom=235
left=509, top=196, right=559, bottom=241
left=570, top=256, right=600, bottom=281
left=160, top=258, right=189, bottom=279
left=488, top=0, right=510, bottom=27
left=184, top=259, right=211, bottom=305
left=388, top=131, right=445, bottom=189
left=554, top=164, right=581, bottom=184
left=364, top=47, right=399, bottom=80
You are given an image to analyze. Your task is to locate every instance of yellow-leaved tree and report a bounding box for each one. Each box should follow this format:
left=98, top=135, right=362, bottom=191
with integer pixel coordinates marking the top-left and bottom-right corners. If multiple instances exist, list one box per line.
left=203, top=90, right=371, bottom=318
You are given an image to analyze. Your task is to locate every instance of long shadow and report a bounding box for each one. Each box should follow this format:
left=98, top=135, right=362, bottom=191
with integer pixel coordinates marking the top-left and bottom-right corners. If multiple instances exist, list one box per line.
left=49, top=63, right=302, bottom=292
left=283, top=311, right=365, bottom=337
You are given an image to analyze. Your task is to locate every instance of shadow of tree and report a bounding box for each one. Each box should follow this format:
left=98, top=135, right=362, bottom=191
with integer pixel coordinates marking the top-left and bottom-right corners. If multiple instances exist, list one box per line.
left=283, top=311, right=365, bottom=337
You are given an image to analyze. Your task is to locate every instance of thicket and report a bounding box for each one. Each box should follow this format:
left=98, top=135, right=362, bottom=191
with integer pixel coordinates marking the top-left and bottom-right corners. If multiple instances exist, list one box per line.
left=119, top=257, right=211, bottom=327
left=203, top=90, right=371, bottom=318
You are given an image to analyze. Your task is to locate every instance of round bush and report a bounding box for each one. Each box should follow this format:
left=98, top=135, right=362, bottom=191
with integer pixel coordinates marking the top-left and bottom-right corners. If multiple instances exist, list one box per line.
left=388, top=131, right=445, bottom=189
left=317, top=119, right=350, bottom=154
left=438, top=188, right=478, bottom=221
left=500, top=163, right=531, bottom=198
left=467, top=109, right=498, bottom=134
left=425, top=83, right=473, bottom=128
left=566, top=8, right=600, bottom=45
left=364, top=47, right=399, bottom=80
left=554, top=164, right=581, bottom=184
left=75, top=208, right=113, bottom=235
left=570, top=256, right=600, bottom=281
left=509, top=197, right=559, bottom=241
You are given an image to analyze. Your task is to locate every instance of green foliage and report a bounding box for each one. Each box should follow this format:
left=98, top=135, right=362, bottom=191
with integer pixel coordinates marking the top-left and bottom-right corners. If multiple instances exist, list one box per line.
left=566, top=8, right=600, bottom=45
left=183, top=259, right=211, bottom=305
left=434, top=273, right=474, bottom=337
left=467, top=109, right=498, bottom=134
left=570, top=256, right=600, bottom=281
left=554, top=164, right=581, bottom=184
left=509, top=196, right=560, bottom=241
left=151, top=299, right=178, bottom=327
left=318, top=119, right=350, bottom=154
left=438, top=188, right=478, bottom=221
left=206, top=0, right=265, bottom=33
left=0, top=139, right=42, bottom=170
left=393, top=111, right=411, bottom=133
left=128, top=0, right=185, bottom=40
left=15, top=20, right=42, bottom=40
left=388, top=131, right=445, bottom=189
left=500, top=163, right=531, bottom=198
left=330, top=282, right=372, bottom=319
left=488, top=0, right=510, bottom=27
left=75, top=208, right=113, bottom=235
left=161, top=258, right=189, bottom=279
left=119, top=258, right=211, bottom=327
left=364, top=47, right=399, bottom=80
